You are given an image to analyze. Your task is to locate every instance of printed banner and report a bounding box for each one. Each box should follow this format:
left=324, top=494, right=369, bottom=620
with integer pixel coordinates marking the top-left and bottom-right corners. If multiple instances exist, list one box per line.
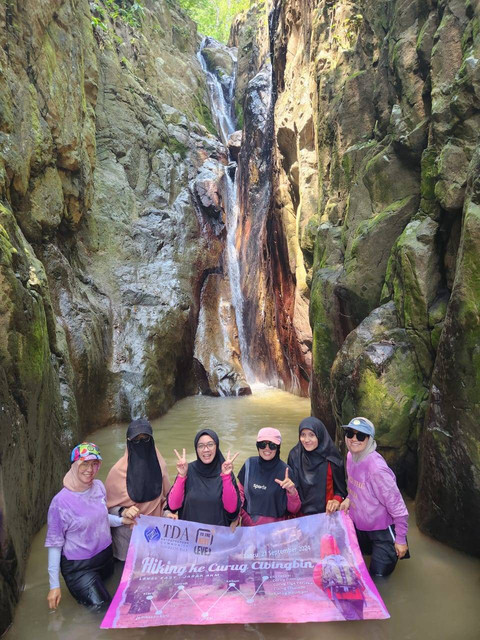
left=101, top=512, right=389, bottom=627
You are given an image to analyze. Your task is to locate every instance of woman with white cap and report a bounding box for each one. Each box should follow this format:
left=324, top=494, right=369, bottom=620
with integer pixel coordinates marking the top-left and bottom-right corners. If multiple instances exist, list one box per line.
left=237, top=427, right=301, bottom=526
left=339, top=417, right=409, bottom=576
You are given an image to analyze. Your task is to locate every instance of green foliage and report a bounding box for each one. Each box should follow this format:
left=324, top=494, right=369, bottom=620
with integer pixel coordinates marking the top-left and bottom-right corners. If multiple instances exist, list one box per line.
left=90, top=0, right=146, bottom=33
left=177, top=0, right=251, bottom=43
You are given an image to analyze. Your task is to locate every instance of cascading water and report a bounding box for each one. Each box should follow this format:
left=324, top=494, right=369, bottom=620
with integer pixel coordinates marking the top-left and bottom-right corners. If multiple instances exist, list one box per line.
left=197, top=37, right=237, bottom=146
left=197, top=37, right=255, bottom=384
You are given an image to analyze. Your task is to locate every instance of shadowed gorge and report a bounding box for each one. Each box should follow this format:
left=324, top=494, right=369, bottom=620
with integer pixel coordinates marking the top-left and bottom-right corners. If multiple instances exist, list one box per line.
left=0, top=0, right=479, bottom=633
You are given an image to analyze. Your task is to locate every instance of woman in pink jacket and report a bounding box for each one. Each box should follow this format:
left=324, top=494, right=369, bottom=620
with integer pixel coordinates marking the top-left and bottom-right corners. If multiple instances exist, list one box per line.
left=340, top=417, right=409, bottom=577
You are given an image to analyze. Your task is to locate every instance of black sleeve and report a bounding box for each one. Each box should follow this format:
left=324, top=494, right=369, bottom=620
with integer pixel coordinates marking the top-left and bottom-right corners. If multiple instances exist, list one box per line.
left=331, top=460, right=347, bottom=499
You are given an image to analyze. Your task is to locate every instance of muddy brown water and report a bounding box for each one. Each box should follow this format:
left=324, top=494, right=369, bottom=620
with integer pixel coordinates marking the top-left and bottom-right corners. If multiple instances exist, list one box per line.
left=5, top=388, right=480, bottom=639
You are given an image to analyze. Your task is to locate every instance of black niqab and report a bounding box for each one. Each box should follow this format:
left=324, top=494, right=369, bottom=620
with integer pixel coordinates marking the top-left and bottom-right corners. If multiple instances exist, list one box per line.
left=238, top=448, right=294, bottom=518
left=176, top=429, right=240, bottom=526
left=126, top=418, right=163, bottom=503
left=287, top=417, right=346, bottom=515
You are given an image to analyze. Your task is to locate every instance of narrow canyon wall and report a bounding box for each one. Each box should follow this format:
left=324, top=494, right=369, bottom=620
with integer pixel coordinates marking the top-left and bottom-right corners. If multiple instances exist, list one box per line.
left=0, top=0, right=224, bottom=630
left=231, top=3, right=313, bottom=395
left=263, top=0, right=480, bottom=553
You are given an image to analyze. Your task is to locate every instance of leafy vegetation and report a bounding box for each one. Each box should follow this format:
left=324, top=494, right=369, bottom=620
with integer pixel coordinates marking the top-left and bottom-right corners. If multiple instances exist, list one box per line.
left=90, top=0, right=145, bottom=32
left=177, top=0, right=251, bottom=43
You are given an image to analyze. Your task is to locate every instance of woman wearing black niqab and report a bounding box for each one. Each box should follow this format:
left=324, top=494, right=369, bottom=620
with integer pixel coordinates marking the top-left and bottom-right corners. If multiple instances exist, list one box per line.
left=105, top=418, right=171, bottom=560
left=287, top=417, right=346, bottom=515
left=167, top=429, right=241, bottom=526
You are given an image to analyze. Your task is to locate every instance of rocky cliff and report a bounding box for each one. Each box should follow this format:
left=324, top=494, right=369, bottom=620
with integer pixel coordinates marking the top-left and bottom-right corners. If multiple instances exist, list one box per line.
left=1, top=0, right=480, bottom=631
left=0, top=0, right=227, bottom=629
left=247, top=0, right=479, bottom=554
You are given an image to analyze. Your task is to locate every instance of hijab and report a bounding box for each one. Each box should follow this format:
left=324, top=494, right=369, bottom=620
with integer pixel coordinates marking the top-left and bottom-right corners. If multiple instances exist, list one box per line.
left=63, top=442, right=102, bottom=492
left=175, top=429, right=240, bottom=525
left=106, top=418, right=165, bottom=509
left=287, top=417, right=346, bottom=515
left=238, top=444, right=292, bottom=519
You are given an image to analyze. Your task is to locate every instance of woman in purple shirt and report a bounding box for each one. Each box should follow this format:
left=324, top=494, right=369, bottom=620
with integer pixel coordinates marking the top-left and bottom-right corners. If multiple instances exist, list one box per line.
left=45, top=443, right=135, bottom=611
left=339, top=417, right=409, bottom=577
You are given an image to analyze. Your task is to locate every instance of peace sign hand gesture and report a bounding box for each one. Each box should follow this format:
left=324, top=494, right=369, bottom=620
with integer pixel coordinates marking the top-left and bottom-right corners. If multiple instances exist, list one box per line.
left=221, top=450, right=239, bottom=475
left=174, top=449, right=188, bottom=477
left=275, top=467, right=296, bottom=495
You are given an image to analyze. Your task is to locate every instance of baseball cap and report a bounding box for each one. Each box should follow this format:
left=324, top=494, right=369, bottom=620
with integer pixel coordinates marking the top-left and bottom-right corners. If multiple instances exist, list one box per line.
left=341, top=417, right=375, bottom=437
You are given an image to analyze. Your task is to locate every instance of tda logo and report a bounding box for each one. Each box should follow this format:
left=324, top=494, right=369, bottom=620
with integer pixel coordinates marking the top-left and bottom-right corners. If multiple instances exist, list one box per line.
left=194, top=527, right=214, bottom=555
left=161, top=523, right=189, bottom=541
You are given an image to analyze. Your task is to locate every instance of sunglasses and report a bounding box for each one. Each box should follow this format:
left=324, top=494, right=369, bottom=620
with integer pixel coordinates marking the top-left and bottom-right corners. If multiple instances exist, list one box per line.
left=257, top=441, right=279, bottom=451
left=345, top=429, right=368, bottom=441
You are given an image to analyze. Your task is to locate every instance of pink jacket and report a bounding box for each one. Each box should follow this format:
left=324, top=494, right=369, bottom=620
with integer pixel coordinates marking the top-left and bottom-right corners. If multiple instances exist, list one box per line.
left=346, top=451, right=408, bottom=544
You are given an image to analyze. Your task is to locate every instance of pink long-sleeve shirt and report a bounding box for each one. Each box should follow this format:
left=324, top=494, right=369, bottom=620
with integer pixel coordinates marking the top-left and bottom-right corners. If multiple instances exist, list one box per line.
left=168, top=473, right=239, bottom=513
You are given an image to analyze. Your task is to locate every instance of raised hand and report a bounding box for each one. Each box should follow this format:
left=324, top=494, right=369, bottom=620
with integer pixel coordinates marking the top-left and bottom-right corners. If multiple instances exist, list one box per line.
left=221, top=450, right=239, bottom=475
left=275, top=467, right=296, bottom=495
left=174, top=448, right=188, bottom=477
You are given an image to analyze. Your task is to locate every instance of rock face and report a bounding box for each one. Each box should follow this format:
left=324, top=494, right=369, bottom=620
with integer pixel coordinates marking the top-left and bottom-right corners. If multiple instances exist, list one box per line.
left=1, top=0, right=480, bottom=629
left=0, top=0, right=227, bottom=630
left=194, top=274, right=251, bottom=396
left=262, top=0, right=480, bottom=554
left=232, top=5, right=313, bottom=395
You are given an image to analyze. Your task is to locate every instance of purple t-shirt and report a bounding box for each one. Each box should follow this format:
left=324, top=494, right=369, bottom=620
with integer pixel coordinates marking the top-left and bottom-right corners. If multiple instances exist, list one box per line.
left=45, top=479, right=112, bottom=560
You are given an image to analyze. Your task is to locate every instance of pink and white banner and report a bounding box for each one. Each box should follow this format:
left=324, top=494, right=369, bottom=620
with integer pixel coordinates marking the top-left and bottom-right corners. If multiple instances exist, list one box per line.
left=101, top=512, right=389, bottom=628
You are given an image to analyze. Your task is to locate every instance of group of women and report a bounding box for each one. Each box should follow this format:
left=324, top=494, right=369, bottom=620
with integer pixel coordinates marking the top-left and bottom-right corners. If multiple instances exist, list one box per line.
left=45, top=415, right=409, bottom=612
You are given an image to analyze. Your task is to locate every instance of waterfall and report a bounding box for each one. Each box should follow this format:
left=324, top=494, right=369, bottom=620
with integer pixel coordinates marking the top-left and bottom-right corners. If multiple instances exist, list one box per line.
left=197, top=37, right=255, bottom=386
left=197, top=37, right=237, bottom=146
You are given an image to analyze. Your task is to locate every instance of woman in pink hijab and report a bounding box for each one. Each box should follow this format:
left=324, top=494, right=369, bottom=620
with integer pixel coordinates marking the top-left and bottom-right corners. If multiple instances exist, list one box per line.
left=45, top=443, right=135, bottom=611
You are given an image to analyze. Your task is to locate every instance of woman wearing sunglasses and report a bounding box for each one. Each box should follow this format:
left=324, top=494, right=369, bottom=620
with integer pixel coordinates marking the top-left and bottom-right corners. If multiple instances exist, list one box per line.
left=167, top=429, right=241, bottom=526
left=287, top=417, right=347, bottom=516
left=237, top=428, right=301, bottom=526
left=340, top=417, right=409, bottom=577
left=105, top=418, right=171, bottom=560
left=45, top=443, right=136, bottom=611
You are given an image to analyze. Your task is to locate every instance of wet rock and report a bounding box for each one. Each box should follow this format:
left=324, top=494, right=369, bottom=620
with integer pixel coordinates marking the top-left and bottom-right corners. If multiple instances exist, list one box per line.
left=233, top=7, right=312, bottom=397
left=227, top=130, right=243, bottom=161
left=0, top=0, right=219, bottom=630
left=193, top=159, right=226, bottom=221
left=331, top=302, right=430, bottom=493
left=416, top=150, right=480, bottom=556
left=193, top=274, right=250, bottom=396
left=268, top=0, right=480, bottom=552
left=201, top=41, right=235, bottom=79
